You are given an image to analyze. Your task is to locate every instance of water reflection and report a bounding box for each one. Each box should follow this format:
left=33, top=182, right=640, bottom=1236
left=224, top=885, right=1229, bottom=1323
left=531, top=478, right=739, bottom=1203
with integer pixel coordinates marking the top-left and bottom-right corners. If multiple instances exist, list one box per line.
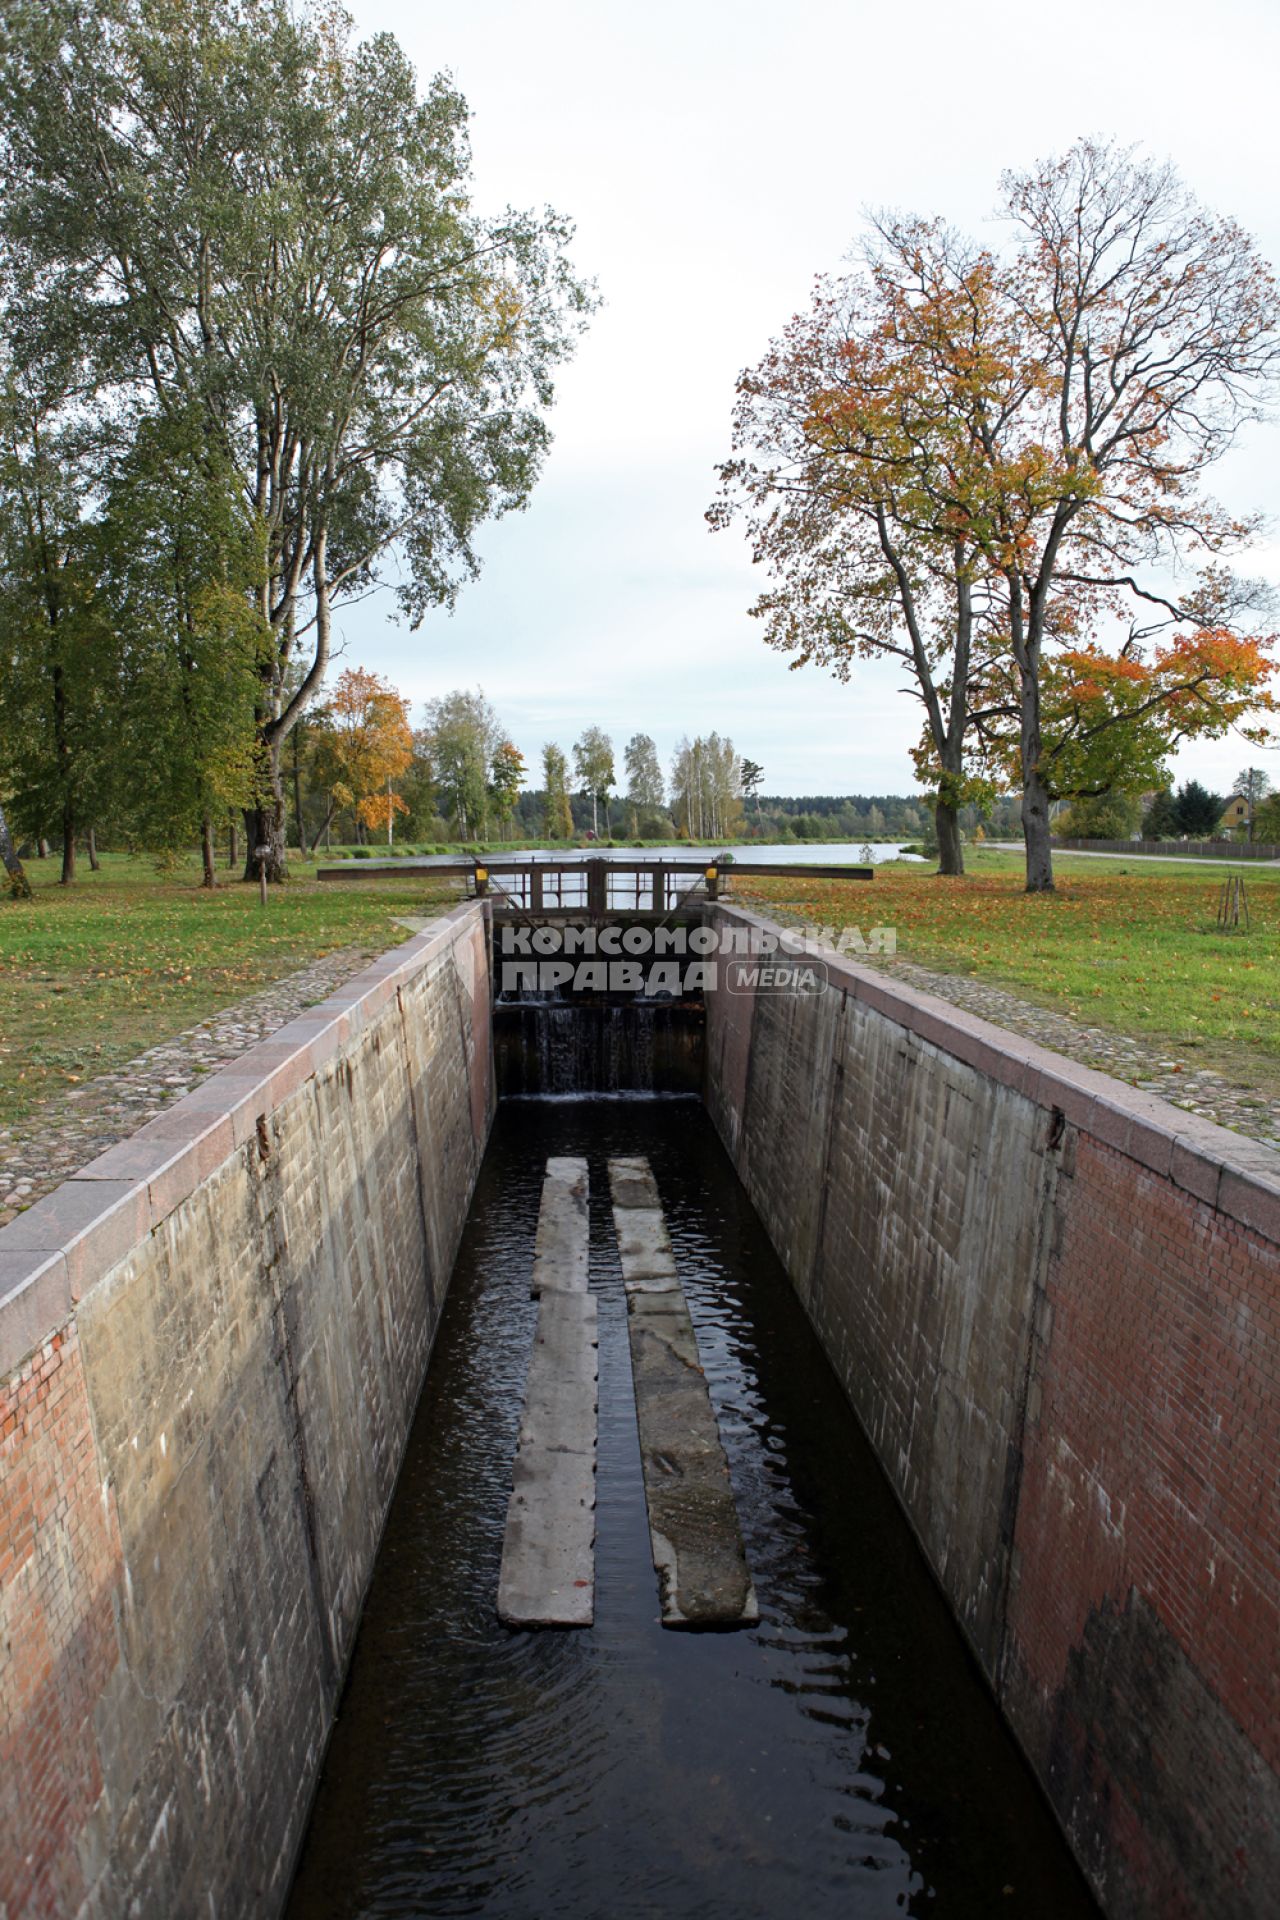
left=286, top=1101, right=1096, bottom=1920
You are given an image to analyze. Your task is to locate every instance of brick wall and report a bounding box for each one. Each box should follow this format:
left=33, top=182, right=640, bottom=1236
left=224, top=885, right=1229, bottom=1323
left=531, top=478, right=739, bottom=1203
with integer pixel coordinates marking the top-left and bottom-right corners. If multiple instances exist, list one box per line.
left=0, top=1328, right=122, bottom=1919
left=705, top=905, right=1280, bottom=1920
left=0, top=904, right=493, bottom=1920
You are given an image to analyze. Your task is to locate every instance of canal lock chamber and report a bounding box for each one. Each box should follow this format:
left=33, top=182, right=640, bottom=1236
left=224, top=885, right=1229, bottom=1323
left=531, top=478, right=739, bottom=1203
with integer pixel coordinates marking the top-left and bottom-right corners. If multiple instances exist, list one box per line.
left=13, top=893, right=1273, bottom=1920
left=284, top=902, right=1102, bottom=1920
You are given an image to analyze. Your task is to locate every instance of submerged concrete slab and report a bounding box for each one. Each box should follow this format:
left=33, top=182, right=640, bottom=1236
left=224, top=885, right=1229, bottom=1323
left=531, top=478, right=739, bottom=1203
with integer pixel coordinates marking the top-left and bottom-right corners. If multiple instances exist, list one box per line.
left=530, top=1155, right=589, bottom=1296
left=611, top=1204, right=677, bottom=1289
left=607, top=1157, right=661, bottom=1210
left=608, top=1158, right=757, bottom=1630
left=499, top=1167, right=598, bottom=1630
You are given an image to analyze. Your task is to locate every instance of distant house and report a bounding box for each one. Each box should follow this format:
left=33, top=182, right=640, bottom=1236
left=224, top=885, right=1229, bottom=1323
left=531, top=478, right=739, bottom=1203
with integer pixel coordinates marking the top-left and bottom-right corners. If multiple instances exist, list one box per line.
left=1219, top=795, right=1250, bottom=832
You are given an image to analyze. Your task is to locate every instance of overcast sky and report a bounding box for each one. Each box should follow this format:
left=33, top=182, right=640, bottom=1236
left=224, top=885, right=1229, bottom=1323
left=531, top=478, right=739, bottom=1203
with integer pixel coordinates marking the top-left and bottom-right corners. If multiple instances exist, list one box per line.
left=342, top=0, right=1280, bottom=799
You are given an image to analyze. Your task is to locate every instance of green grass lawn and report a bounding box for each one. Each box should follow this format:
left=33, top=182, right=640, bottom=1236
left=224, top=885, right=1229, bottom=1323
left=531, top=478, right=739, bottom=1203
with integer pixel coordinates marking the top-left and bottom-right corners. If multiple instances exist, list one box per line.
left=735, top=846, right=1280, bottom=1090
left=0, top=851, right=461, bottom=1124
left=6, top=842, right=1280, bottom=1129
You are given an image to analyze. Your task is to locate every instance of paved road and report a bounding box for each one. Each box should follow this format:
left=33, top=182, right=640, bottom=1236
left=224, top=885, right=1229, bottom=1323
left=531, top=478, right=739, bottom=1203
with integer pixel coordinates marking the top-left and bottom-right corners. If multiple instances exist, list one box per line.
left=991, top=841, right=1280, bottom=868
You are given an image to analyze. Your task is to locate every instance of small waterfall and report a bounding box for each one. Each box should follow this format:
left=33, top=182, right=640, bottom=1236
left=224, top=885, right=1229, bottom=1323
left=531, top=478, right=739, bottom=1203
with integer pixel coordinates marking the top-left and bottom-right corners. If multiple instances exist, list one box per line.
left=493, top=997, right=702, bottom=1097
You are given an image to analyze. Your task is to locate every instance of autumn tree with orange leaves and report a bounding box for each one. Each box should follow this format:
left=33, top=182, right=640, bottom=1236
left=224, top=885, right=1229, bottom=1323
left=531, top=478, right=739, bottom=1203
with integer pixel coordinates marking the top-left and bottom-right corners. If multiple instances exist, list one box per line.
left=970, top=620, right=1277, bottom=814
left=710, top=253, right=997, bottom=875
left=489, top=740, right=526, bottom=840
left=714, top=139, right=1280, bottom=891
left=318, top=667, right=414, bottom=845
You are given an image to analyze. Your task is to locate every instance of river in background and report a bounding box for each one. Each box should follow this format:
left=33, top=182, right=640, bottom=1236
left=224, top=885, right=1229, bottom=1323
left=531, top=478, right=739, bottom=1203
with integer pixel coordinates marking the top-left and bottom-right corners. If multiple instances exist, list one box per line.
left=286, top=1101, right=1097, bottom=1920
left=356, top=842, right=926, bottom=868
left=496, top=842, right=925, bottom=865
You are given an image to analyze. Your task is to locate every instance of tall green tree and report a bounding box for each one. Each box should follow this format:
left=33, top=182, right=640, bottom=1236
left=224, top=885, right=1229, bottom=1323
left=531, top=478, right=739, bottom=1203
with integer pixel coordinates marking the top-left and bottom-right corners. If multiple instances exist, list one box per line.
left=1141, top=789, right=1179, bottom=839
left=422, top=688, right=502, bottom=840
left=396, top=727, right=438, bottom=842
left=1, top=0, right=594, bottom=879
left=624, top=732, right=664, bottom=810
left=542, top=742, right=573, bottom=840
left=573, top=726, right=615, bottom=836
left=489, top=741, right=525, bottom=842
left=103, top=412, right=267, bottom=885
left=0, top=370, right=115, bottom=883
left=1173, top=780, right=1225, bottom=837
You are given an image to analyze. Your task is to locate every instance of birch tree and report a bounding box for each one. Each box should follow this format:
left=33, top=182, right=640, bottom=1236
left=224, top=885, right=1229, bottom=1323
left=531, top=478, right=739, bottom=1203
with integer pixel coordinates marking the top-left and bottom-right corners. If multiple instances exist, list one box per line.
left=624, top=733, right=665, bottom=810
left=542, top=743, right=573, bottom=839
left=422, top=688, right=501, bottom=840
left=573, top=726, right=615, bottom=836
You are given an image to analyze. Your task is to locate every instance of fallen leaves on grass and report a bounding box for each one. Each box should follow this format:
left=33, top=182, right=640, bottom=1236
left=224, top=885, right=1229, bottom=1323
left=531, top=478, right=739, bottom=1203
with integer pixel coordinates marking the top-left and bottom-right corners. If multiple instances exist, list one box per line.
left=734, top=866, right=1280, bottom=1059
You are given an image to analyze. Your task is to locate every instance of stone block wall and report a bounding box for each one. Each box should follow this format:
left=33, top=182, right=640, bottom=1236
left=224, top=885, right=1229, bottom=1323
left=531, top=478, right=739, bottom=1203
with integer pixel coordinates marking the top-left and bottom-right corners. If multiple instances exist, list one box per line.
left=704, top=905, right=1280, bottom=1920
left=0, top=904, right=492, bottom=1919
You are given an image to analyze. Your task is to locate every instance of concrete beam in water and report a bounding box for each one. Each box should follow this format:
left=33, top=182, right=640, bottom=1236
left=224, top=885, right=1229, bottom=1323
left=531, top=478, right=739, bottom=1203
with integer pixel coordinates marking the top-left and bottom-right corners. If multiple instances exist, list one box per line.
left=498, top=1160, right=597, bottom=1628
left=530, top=1155, right=589, bottom=1297
left=608, top=1157, right=758, bottom=1630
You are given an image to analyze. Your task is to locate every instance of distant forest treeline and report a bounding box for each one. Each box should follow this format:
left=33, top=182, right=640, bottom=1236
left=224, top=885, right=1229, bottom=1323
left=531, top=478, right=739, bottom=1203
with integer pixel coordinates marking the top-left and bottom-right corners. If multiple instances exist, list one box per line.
left=494, top=788, right=1021, bottom=846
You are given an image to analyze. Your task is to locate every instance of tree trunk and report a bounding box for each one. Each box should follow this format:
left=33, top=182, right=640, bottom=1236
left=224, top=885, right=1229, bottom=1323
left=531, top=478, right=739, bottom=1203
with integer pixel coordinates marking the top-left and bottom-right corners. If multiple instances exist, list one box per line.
left=201, top=814, right=217, bottom=889
left=60, top=800, right=75, bottom=885
left=37, top=837, right=50, bottom=859
left=228, top=821, right=239, bottom=869
left=0, top=802, right=32, bottom=899
left=292, top=731, right=309, bottom=856
left=1017, top=641, right=1055, bottom=892
left=1022, top=769, right=1055, bottom=891
left=242, top=760, right=288, bottom=882
left=935, top=801, right=965, bottom=876
left=86, top=826, right=100, bottom=871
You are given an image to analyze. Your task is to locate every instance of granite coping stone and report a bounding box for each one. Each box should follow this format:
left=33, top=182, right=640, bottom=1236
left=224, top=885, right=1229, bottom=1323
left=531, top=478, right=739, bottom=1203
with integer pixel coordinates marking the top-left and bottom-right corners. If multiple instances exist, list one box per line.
left=0, top=1249, right=72, bottom=1378
left=0, top=902, right=483, bottom=1376
left=713, top=903, right=1280, bottom=1226
left=0, top=1179, right=153, bottom=1305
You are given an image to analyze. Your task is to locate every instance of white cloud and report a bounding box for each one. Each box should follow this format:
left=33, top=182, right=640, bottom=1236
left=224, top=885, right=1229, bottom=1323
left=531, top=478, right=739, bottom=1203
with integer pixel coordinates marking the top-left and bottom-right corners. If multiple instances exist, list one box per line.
left=342, top=0, right=1280, bottom=796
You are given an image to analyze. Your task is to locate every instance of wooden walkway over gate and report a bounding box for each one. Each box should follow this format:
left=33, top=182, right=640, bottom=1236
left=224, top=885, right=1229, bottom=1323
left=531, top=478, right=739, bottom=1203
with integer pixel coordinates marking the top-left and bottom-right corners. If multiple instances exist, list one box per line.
left=316, top=854, right=873, bottom=917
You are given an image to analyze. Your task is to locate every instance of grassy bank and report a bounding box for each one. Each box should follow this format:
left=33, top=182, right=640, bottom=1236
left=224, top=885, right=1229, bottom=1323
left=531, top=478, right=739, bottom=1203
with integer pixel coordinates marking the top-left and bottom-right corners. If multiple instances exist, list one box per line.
left=734, top=847, right=1280, bottom=1077
left=0, top=852, right=460, bottom=1124
left=8, top=842, right=1280, bottom=1129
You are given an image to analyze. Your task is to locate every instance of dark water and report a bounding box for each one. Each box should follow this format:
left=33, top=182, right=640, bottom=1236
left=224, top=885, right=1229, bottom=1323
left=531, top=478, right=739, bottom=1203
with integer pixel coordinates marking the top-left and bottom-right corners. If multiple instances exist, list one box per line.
left=287, top=1101, right=1097, bottom=1920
